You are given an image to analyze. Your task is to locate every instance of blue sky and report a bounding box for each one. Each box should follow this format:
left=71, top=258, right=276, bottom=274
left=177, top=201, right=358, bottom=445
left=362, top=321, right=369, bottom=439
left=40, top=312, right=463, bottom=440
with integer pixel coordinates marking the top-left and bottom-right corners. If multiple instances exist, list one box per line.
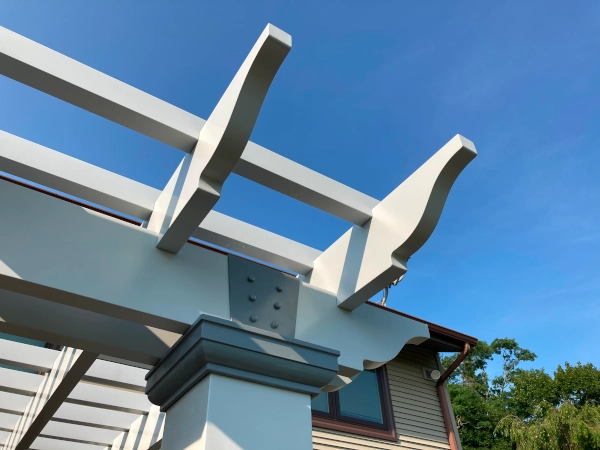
left=1, top=1, right=599, bottom=374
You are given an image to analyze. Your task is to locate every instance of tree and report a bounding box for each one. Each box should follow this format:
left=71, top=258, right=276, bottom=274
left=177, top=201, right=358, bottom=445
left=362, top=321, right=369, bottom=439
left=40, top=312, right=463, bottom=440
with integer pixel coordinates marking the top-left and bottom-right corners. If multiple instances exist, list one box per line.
left=490, top=338, right=537, bottom=395
left=496, top=402, right=600, bottom=450
left=447, top=383, right=509, bottom=450
left=442, top=340, right=493, bottom=397
left=509, top=369, right=558, bottom=419
left=443, top=338, right=600, bottom=449
left=555, top=362, right=600, bottom=407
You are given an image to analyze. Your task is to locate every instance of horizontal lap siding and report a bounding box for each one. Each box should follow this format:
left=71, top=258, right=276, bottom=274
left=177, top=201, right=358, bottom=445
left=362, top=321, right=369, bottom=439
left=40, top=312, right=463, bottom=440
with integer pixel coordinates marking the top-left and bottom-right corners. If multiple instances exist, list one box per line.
left=313, top=345, right=450, bottom=450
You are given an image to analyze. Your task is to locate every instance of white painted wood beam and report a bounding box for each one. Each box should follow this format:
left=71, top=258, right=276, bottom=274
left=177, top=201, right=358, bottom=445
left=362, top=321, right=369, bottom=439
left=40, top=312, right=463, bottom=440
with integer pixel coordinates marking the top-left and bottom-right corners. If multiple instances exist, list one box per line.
left=0, top=339, right=57, bottom=373
left=0, top=26, right=204, bottom=152
left=192, top=211, right=320, bottom=273
left=309, top=135, right=477, bottom=310
left=0, top=131, right=157, bottom=219
left=52, top=404, right=138, bottom=432
left=0, top=413, right=20, bottom=432
left=29, top=436, right=104, bottom=450
left=39, top=422, right=119, bottom=447
left=5, top=348, right=98, bottom=450
left=0, top=368, right=43, bottom=397
left=147, top=24, right=292, bottom=253
left=66, top=384, right=151, bottom=415
left=0, top=432, right=9, bottom=448
left=0, top=178, right=230, bottom=334
left=83, top=360, right=147, bottom=393
left=234, top=141, right=379, bottom=225
left=0, top=26, right=376, bottom=225
left=0, top=131, right=320, bottom=273
left=108, top=406, right=164, bottom=450
left=0, top=288, right=180, bottom=367
left=0, top=392, right=30, bottom=414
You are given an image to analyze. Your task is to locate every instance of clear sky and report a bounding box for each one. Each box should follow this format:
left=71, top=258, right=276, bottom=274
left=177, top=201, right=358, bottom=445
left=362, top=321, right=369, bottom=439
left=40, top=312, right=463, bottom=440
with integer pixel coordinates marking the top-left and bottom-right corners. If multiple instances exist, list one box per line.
left=1, top=1, right=599, bottom=374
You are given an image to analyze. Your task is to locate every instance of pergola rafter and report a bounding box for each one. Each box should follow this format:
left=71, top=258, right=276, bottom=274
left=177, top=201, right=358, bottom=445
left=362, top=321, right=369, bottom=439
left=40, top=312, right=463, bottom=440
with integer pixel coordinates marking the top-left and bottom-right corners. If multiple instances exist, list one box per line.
left=0, top=339, right=163, bottom=450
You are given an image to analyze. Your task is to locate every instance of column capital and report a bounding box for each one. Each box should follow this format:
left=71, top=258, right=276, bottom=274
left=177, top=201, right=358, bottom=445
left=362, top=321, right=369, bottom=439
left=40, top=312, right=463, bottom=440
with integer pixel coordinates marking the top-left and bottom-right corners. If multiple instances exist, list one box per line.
left=145, top=315, right=339, bottom=411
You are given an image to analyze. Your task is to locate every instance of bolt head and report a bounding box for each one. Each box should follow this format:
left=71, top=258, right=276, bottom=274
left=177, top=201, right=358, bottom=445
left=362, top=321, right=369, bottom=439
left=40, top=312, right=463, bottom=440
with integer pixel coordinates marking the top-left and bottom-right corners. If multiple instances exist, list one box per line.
left=248, top=276, right=255, bottom=282
left=273, top=302, right=281, bottom=310
left=270, top=321, right=279, bottom=329
left=249, top=315, right=257, bottom=323
left=276, top=285, right=283, bottom=292
left=249, top=295, right=257, bottom=302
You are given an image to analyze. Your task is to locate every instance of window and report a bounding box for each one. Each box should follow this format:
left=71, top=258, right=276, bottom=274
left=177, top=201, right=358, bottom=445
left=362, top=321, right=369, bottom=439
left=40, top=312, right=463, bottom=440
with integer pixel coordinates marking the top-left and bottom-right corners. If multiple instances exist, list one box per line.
left=311, top=366, right=397, bottom=441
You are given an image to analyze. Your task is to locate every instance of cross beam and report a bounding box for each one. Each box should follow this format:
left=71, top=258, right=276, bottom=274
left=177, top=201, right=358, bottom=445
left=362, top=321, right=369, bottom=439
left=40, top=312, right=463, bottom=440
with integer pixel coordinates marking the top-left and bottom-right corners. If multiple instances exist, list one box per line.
left=147, top=25, right=292, bottom=253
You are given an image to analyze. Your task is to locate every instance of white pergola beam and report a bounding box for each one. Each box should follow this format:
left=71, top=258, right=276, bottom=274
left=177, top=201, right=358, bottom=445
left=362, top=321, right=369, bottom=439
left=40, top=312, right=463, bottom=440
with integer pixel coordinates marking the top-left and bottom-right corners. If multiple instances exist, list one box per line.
left=192, top=211, right=320, bottom=273
left=52, top=404, right=139, bottom=432
left=66, top=384, right=151, bottom=415
left=0, top=367, right=43, bottom=397
left=0, top=178, right=230, bottom=334
left=0, top=131, right=158, bottom=219
left=29, top=436, right=104, bottom=450
left=0, top=131, right=320, bottom=273
left=235, top=141, right=379, bottom=225
left=83, top=360, right=147, bottom=393
left=39, top=422, right=119, bottom=447
left=0, top=288, right=180, bottom=367
left=108, top=406, right=164, bottom=450
left=0, top=339, right=57, bottom=373
left=0, top=27, right=204, bottom=152
left=0, top=26, right=376, bottom=225
left=0, top=413, right=19, bottom=432
left=0, top=392, right=31, bottom=415
left=147, top=24, right=292, bottom=253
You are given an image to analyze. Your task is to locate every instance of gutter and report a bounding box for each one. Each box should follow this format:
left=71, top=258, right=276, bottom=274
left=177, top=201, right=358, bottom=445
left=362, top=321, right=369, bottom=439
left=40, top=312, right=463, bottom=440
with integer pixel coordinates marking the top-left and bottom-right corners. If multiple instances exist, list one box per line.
left=437, top=342, right=471, bottom=450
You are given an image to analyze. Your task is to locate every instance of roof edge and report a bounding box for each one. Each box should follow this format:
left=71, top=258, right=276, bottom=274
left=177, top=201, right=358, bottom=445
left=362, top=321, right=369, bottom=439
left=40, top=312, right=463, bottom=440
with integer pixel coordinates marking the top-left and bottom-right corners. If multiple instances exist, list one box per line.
left=366, top=302, right=478, bottom=348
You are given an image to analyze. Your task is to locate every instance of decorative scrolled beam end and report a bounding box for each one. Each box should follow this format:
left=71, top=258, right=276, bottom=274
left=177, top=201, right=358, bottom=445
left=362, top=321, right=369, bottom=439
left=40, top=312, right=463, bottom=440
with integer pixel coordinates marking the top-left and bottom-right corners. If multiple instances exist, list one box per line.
left=147, top=24, right=292, bottom=253
left=308, top=135, right=477, bottom=311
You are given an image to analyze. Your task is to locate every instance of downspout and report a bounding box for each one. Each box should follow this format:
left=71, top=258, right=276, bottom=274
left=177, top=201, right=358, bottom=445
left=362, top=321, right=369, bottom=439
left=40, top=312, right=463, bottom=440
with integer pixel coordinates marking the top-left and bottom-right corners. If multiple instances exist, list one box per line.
left=437, top=342, right=471, bottom=450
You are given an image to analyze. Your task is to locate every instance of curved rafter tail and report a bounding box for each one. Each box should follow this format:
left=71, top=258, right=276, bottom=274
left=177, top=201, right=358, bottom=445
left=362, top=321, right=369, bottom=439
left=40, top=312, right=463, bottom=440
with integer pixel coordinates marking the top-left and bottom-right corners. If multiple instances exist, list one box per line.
left=308, top=134, right=477, bottom=311
left=147, top=24, right=292, bottom=254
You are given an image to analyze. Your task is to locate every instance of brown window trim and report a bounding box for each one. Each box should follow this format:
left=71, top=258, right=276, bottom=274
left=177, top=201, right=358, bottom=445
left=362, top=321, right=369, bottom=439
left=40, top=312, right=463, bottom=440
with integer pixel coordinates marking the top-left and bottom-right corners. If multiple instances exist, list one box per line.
left=312, top=365, right=397, bottom=442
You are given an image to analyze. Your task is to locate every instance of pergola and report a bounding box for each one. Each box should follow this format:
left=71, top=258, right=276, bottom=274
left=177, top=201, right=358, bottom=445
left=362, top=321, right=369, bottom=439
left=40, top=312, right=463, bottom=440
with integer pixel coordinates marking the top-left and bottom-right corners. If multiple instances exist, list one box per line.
left=0, top=23, right=476, bottom=450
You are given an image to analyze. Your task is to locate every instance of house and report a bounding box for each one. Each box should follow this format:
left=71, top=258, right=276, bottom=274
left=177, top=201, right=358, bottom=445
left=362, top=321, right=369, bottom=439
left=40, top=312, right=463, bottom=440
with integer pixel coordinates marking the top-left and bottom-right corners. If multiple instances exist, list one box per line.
left=309, top=305, right=477, bottom=450
left=0, top=23, right=477, bottom=450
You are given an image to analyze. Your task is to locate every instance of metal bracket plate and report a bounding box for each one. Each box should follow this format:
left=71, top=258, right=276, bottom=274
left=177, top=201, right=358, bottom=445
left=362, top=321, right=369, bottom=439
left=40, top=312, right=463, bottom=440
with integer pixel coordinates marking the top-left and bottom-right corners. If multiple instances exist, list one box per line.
left=228, top=255, right=300, bottom=336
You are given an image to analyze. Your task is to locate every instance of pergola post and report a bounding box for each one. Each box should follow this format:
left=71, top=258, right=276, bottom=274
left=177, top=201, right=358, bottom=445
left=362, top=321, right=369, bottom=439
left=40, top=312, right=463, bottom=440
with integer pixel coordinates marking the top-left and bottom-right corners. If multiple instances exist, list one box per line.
left=145, top=316, right=339, bottom=450
left=162, top=375, right=312, bottom=450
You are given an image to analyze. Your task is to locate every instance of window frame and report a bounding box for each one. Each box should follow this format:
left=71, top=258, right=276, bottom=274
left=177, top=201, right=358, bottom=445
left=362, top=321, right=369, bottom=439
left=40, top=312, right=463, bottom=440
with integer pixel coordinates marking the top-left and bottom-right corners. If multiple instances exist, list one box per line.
left=312, top=365, right=397, bottom=441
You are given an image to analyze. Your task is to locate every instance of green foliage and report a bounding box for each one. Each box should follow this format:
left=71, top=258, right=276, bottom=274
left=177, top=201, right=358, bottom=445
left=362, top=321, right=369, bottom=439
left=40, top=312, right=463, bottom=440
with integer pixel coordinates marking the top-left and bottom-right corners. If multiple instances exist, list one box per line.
left=510, top=369, right=558, bottom=419
left=496, top=402, right=600, bottom=450
left=555, top=362, right=600, bottom=407
left=448, top=383, right=510, bottom=450
left=490, top=338, right=537, bottom=395
left=444, top=338, right=600, bottom=449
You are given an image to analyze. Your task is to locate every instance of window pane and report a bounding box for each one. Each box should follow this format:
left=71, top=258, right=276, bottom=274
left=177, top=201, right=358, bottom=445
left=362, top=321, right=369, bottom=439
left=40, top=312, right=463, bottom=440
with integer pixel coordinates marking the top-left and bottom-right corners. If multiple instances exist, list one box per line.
left=338, top=369, right=383, bottom=423
left=311, top=393, right=329, bottom=413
